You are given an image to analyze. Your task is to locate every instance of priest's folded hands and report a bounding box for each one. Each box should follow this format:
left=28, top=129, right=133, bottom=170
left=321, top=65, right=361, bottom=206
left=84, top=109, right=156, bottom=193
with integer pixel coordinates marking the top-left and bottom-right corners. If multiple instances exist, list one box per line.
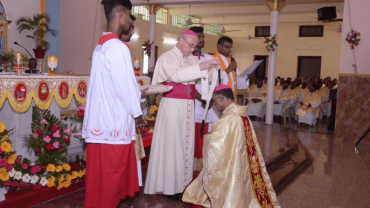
left=200, top=57, right=220, bottom=71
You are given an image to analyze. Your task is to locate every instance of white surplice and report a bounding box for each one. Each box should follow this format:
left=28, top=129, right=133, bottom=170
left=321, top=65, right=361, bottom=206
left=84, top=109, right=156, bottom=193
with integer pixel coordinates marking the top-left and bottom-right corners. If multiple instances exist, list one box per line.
left=83, top=32, right=141, bottom=144
left=144, top=47, right=203, bottom=195
left=194, top=52, right=221, bottom=127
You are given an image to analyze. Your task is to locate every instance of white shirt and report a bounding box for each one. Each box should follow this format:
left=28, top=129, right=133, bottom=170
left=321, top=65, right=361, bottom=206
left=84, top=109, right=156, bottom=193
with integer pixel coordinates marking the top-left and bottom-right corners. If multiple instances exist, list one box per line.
left=218, top=54, right=249, bottom=90
left=82, top=33, right=142, bottom=144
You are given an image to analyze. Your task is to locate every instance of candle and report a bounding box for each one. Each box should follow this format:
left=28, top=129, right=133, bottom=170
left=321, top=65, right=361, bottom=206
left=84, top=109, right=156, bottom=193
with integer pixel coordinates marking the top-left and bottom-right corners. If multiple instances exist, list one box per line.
left=16, top=53, right=21, bottom=63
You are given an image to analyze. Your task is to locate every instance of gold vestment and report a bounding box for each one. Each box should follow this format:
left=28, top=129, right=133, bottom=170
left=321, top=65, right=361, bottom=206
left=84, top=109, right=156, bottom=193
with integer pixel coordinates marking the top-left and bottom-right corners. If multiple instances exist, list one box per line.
left=182, top=104, right=280, bottom=208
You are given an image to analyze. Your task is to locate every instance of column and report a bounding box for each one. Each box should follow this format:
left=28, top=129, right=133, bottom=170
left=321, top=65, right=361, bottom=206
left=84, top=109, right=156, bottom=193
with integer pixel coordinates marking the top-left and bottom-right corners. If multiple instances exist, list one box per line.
left=265, top=0, right=286, bottom=125
left=144, top=4, right=161, bottom=71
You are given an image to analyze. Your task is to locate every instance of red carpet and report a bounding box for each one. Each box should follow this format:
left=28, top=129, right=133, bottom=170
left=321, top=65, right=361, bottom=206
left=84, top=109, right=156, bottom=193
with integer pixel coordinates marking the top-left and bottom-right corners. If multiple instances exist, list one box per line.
left=0, top=182, right=85, bottom=208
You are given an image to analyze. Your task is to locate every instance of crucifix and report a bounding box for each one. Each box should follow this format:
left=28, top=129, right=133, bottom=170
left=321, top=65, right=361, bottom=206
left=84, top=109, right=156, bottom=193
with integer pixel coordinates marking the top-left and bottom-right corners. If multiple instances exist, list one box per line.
left=185, top=85, right=192, bottom=98
left=201, top=76, right=207, bottom=81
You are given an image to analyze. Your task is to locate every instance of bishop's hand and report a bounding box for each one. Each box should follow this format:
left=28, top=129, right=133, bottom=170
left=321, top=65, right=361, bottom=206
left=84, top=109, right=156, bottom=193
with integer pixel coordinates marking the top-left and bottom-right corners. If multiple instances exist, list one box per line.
left=200, top=58, right=220, bottom=71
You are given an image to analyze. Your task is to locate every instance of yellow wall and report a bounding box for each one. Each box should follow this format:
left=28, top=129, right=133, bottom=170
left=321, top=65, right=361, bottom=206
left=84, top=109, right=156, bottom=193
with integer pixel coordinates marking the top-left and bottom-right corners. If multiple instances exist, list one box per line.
left=232, top=22, right=341, bottom=79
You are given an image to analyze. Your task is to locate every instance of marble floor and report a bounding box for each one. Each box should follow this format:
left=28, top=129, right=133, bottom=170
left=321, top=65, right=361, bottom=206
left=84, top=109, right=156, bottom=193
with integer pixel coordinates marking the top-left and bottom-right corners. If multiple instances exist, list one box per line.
left=31, top=120, right=370, bottom=208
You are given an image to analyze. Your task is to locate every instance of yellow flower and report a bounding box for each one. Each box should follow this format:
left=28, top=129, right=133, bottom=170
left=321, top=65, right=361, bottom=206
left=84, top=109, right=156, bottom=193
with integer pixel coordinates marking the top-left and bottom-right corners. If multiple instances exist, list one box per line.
left=0, top=122, right=5, bottom=133
left=82, top=169, right=86, bottom=176
left=57, top=182, right=64, bottom=190
left=46, top=164, right=56, bottom=172
left=0, top=142, right=12, bottom=153
left=0, top=167, right=6, bottom=173
left=65, top=174, right=72, bottom=182
left=8, top=154, right=17, bottom=164
left=153, top=105, right=158, bottom=111
left=55, top=165, right=63, bottom=172
left=0, top=171, right=9, bottom=181
left=47, top=176, right=56, bottom=187
left=1, top=135, right=8, bottom=142
left=77, top=170, right=83, bottom=178
left=149, top=108, right=155, bottom=115
left=71, top=171, right=77, bottom=179
left=62, top=164, right=71, bottom=171
left=59, top=174, right=64, bottom=183
left=64, top=181, right=71, bottom=188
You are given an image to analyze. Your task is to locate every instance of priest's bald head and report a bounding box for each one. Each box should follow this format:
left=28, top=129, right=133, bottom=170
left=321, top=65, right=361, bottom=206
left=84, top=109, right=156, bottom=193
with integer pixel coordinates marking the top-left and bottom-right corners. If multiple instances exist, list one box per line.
left=177, top=30, right=199, bottom=56
left=212, top=84, right=235, bottom=112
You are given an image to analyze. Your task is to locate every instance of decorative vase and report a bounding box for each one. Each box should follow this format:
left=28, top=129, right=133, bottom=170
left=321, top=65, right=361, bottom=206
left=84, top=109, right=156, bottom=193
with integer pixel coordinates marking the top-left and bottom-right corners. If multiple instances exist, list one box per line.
left=33, top=49, right=46, bottom=59
left=13, top=61, right=24, bottom=75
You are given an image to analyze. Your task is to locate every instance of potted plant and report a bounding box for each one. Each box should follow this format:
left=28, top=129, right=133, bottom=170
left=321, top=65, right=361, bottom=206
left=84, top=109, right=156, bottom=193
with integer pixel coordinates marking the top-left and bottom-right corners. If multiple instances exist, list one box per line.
left=16, top=14, right=57, bottom=59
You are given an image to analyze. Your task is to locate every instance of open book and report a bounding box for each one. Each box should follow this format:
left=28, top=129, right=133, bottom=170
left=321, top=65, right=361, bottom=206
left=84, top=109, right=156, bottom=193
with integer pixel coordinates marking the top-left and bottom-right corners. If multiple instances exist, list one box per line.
left=238, top=59, right=263, bottom=77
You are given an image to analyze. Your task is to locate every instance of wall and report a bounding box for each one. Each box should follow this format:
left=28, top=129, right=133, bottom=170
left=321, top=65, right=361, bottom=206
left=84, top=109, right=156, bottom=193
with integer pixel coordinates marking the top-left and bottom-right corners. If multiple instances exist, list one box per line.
left=59, top=1, right=342, bottom=78
left=45, top=0, right=61, bottom=71
left=335, top=0, right=370, bottom=143
left=233, top=22, right=342, bottom=79
left=3, top=0, right=40, bottom=57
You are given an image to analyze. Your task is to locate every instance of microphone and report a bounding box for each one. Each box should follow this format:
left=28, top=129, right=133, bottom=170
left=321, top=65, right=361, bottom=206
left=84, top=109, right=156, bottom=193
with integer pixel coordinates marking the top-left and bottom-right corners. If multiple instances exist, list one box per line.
left=231, top=58, right=235, bottom=62
left=14, top=42, right=34, bottom=58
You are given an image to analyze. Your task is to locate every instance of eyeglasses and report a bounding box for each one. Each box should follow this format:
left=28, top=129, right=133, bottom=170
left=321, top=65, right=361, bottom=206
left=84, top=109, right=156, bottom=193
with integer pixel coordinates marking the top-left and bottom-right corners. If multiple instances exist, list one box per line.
left=211, top=96, right=222, bottom=104
left=182, top=37, right=198, bottom=50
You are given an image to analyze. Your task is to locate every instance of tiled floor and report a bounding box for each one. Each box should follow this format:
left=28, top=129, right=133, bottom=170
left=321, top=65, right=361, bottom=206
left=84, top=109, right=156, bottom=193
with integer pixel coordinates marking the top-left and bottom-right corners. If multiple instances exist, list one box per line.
left=31, top=120, right=370, bottom=208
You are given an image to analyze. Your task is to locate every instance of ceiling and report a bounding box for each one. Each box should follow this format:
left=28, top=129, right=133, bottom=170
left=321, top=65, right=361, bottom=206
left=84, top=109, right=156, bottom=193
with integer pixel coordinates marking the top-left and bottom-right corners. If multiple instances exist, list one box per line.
left=131, top=0, right=344, bottom=37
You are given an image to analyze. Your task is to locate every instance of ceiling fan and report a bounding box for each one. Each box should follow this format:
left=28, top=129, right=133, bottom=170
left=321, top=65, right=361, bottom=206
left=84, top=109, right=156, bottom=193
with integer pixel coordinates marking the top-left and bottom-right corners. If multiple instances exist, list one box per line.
left=219, top=16, right=241, bottom=34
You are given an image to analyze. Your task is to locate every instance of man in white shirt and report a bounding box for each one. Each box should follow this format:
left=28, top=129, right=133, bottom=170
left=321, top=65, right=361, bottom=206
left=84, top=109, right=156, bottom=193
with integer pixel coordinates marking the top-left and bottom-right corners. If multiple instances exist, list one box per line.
left=82, top=1, right=145, bottom=207
left=213, top=36, right=249, bottom=103
left=189, top=26, right=221, bottom=172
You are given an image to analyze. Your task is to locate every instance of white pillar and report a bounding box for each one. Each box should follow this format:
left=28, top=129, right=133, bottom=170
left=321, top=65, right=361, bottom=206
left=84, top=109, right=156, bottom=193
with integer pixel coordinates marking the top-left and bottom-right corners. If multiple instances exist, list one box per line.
left=265, top=10, right=279, bottom=125
left=149, top=13, right=156, bottom=70
left=145, top=4, right=161, bottom=71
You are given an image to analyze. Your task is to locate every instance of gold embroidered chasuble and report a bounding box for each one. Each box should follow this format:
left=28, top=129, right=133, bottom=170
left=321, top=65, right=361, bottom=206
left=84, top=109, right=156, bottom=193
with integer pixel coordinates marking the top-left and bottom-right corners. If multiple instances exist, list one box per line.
left=182, top=104, right=280, bottom=208
left=296, top=90, right=322, bottom=117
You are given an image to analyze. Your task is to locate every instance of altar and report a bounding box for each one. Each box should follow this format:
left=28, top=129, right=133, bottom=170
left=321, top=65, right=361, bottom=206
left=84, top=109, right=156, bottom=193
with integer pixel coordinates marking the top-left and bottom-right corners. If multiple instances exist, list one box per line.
left=0, top=74, right=152, bottom=162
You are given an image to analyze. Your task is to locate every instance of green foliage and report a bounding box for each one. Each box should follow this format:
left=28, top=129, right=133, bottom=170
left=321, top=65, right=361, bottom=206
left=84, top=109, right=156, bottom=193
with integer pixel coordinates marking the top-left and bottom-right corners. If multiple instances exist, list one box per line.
left=16, top=14, right=57, bottom=50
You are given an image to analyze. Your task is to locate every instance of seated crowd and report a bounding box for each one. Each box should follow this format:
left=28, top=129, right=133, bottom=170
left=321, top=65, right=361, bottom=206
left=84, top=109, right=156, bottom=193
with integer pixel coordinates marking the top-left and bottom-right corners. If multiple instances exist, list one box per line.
left=243, top=75, right=338, bottom=127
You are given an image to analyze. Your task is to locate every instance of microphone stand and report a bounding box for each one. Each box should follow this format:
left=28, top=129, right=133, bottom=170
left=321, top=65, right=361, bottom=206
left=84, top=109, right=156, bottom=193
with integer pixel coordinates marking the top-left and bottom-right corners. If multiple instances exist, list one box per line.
left=14, top=42, right=34, bottom=58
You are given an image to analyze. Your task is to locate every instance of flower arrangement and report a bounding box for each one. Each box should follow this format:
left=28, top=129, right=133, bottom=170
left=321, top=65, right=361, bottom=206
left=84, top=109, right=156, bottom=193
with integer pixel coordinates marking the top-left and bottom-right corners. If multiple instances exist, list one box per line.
left=0, top=50, right=28, bottom=67
left=145, top=105, right=158, bottom=123
left=264, top=35, right=278, bottom=52
left=142, top=40, right=154, bottom=57
left=345, top=29, right=361, bottom=49
left=0, top=120, right=85, bottom=193
left=25, top=106, right=71, bottom=165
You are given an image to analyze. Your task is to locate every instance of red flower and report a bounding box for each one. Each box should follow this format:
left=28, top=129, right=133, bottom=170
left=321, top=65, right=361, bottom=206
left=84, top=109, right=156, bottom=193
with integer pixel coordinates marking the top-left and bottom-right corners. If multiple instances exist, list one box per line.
left=11, top=181, right=19, bottom=187
left=35, top=165, right=41, bottom=172
left=35, top=148, right=42, bottom=155
left=37, top=129, right=43, bottom=136
left=16, top=158, right=21, bottom=164
left=48, top=133, right=53, bottom=138
left=77, top=109, right=84, bottom=117
left=31, top=166, right=37, bottom=174
left=6, top=164, right=12, bottom=171
left=63, top=137, right=71, bottom=145
left=51, top=125, right=59, bottom=133
left=0, top=158, right=8, bottom=166
left=4, top=181, right=11, bottom=186
left=19, top=182, right=30, bottom=189
left=45, top=143, right=55, bottom=152
left=32, top=184, right=42, bottom=190
left=59, top=145, right=64, bottom=151
left=22, top=163, right=29, bottom=170
left=0, top=147, right=3, bottom=154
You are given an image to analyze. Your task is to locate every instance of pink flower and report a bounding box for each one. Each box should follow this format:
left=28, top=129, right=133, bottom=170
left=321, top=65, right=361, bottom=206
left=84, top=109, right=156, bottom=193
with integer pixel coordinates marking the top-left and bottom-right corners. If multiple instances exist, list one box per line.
left=53, top=141, right=59, bottom=149
left=32, top=133, right=39, bottom=139
left=4, top=181, right=11, bottom=186
left=0, top=158, right=8, bottom=166
left=22, top=163, right=29, bottom=170
left=6, top=164, right=12, bottom=171
left=35, top=165, right=41, bottom=172
left=16, top=158, right=21, bottom=164
left=63, top=129, right=72, bottom=135
left=40, top=119, right=48, bottom=124
left=79, top=105, right=85, bottom=111
left=0, top=147, right=3, bottom=154
left=43, top=135, right=51, bottom=143
left=31, top=166, right=37, bottom=174
left=53, top=130, right=61, bottom=138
